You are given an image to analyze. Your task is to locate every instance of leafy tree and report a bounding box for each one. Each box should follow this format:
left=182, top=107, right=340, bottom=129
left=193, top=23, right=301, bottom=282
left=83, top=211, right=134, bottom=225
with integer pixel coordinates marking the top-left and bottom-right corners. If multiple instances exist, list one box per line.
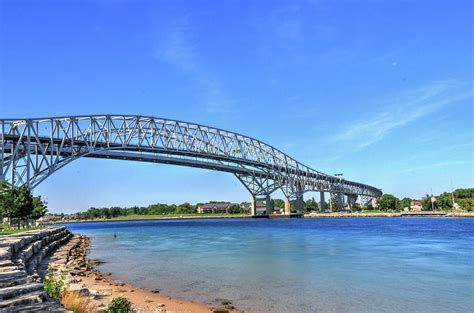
left=421, top=195, right=438, bottom=211
left=31, top=196, right=48, bottom=219
left=228, top=204, right=243, bottom=214
left=271, top=199, right=285, bottom=209
left=397, top=197, right=411, bottom=210
left=0, top=183, right=18, bottom=224
left=377, top=194, right=399, bottom=211
left=15, top=186, right=35, bottom=228
left=351, top=203, right=362, bottom=211
left=304, top=197, right=318, bottom=212
left=436, top=192, right=453, bottom=210
left=458, top=199, right=474, bottom=211
left=328, top=193, right=340, bottom=212
left=455, top=188, right=474, bottom=199
left=0, top=185, right=35, bottom=228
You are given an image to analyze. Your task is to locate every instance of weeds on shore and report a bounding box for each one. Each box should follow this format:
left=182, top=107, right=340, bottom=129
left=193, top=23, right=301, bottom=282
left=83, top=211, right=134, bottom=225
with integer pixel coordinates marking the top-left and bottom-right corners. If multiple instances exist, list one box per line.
left=44, top=265, right=96, bottom=312
left=61, top=290, right=96, bottom=313
left=43, top=266, right=64, bottom=299
left=105, top=297, right=134, bottom=313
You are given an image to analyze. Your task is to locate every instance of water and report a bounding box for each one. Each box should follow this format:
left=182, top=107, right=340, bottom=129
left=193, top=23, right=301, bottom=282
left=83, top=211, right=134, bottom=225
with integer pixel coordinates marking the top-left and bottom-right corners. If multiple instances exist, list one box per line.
left=62, top=218, right=474, bottom=312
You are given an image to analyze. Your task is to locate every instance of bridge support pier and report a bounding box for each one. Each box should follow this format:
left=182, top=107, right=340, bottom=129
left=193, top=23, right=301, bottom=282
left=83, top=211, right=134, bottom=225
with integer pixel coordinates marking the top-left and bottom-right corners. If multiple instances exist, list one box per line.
left=337, top=193, right=344, bottom=211
left=250, top=194, right=272, bottom=216
left=284, top=199, right=291, bottom=215
left=265, top=195, right=272, bottom=215
left=319, top=191, right=326, bottom=212
left=250, top=195, right=257, bottom=216
left=296, top=193, right=304, bottom=215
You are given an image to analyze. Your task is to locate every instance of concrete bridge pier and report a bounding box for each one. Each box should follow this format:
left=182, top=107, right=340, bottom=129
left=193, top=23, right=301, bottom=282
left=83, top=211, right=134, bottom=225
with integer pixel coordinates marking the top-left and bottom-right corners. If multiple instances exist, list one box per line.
left=265, top=195, right=272, bottom=215
left=250, top=195, right=257, bottom=216
left=337, top=193, right=345, bottom=211
left=319, top=191, right=326, bottom=212
left=295, top=193, right=304, bottom=215
left=284, top=199, right=291, bottom=215
left=250, top=194, right=272, bottom=216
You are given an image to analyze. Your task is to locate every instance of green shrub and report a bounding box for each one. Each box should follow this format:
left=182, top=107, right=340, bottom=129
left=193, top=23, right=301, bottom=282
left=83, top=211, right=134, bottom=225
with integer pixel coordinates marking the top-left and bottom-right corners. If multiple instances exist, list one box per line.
left=43, top=267, right=64, bottom=300
left=106, top=297, right=133, bottom=313
left=458, top=198, right=474, bottom=212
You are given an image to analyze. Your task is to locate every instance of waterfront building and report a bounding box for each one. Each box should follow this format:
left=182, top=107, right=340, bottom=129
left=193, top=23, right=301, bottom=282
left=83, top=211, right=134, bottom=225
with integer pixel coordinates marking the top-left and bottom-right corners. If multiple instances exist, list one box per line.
left=410, top=200, right=423, bottom=211
left=197, top=203, right=239, bottom=214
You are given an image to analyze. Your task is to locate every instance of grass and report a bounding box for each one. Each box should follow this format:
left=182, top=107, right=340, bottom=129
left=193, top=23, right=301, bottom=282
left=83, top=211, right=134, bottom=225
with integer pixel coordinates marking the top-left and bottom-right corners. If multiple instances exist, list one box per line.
left=0, top=226, right=42, bottom=236
left=61, top=290, right=96, bottom=313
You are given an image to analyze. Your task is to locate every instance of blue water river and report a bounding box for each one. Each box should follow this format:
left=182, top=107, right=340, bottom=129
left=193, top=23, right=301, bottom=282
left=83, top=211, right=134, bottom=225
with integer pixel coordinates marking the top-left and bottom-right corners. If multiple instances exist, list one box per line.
left=62, top=218, right=474, bottom=312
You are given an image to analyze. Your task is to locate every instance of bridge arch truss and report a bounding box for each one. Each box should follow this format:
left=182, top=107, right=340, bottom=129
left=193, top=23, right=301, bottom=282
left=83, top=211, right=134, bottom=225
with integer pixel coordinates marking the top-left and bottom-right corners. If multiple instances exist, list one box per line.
left=0, top=115, right=382, bottom=211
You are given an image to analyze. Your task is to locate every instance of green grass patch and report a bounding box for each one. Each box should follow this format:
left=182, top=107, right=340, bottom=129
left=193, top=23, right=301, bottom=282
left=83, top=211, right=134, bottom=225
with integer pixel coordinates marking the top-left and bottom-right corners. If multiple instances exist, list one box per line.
left=0, top=226, right=42, bottom=236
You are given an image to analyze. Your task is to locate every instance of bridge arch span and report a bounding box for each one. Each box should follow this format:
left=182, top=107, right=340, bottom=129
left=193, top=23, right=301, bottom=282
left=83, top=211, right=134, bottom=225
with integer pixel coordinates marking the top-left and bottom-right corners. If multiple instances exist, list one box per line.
left=0, top=115, right=382, bottom=214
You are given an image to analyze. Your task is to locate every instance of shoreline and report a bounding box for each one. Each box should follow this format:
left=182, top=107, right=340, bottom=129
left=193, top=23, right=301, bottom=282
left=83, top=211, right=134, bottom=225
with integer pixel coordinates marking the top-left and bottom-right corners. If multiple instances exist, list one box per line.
left=54, top=214, right=251, bottom=224
left=46, top=234, right=233, bottom=312
left=51, top=211, right=474, bottom=224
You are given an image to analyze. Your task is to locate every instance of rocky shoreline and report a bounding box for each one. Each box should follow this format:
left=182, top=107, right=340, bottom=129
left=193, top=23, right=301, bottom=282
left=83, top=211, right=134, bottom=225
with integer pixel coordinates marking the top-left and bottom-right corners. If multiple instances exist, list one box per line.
left=43, top=234, right=211, bottom=312
left=46, top=233, right=231, bottom=312
left=1, top=227, right=233, bottom=312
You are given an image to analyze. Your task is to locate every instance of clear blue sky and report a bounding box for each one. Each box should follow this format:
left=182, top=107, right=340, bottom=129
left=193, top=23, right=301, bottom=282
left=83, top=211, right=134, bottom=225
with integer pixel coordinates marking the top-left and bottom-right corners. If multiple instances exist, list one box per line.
left=0, top=0, right=472, bottom=213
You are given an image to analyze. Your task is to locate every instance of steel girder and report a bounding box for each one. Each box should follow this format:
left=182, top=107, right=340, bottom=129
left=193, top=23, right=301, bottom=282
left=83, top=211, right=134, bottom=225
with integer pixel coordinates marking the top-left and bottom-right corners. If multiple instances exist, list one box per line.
left=0, top=115, right=382, bottom=199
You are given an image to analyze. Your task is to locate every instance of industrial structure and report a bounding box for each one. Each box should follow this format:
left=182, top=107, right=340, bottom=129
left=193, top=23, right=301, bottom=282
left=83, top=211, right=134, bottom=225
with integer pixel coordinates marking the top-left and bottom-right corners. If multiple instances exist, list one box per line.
left=0, top=115, right=382, bottom=216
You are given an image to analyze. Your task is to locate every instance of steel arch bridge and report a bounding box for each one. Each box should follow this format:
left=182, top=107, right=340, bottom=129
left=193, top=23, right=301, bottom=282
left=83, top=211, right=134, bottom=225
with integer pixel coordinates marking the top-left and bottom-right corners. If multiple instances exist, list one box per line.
left=0, top=115, right=382, bottom=214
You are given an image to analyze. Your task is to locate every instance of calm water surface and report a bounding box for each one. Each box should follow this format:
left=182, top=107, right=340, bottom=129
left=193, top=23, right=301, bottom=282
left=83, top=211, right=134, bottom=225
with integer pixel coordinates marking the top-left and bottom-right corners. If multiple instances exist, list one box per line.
left=62, top=218, right=474, bottom=312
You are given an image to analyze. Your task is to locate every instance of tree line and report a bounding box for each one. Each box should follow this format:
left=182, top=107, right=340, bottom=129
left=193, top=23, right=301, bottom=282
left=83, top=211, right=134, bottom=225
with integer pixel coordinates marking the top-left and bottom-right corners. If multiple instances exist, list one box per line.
left=376, top=188, right=473, bottom=211
left=0, top=183, right=48, bottom=229
left=72, top=202, right=247, bottom=220
left=49, top=187, right=474, bottom=221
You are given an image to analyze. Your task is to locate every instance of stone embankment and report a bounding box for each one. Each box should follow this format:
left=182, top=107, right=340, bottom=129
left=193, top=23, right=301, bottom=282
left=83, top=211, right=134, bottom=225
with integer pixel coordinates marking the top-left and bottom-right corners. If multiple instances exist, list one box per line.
left=0, top=227, right=71, bottom=312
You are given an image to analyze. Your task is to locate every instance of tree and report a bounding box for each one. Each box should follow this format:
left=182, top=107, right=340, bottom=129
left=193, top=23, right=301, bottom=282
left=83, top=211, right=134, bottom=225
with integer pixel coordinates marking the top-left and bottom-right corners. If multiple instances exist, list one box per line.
left=0, top=183, right=18, bottom=227
left=377, top=194, right=399, bottom=211
left=15, top=186, right=35, bottom=228
left=455, top=188, right=474, bottom=199
left=304, top=197, right=318, bottom=213
left=436, top=192, right=453, bottom=210
left=458, top=199, right=474, bottom=212
left=0, top=185, right=35, bottom=228
left=421, top=195, right=438, bottom=211
left=228, top=204, right=242, bottom=214
left=31, top=196, right=48, bottom=220
left=398, top=197, right=411, bottom=210
left=328, top=193, right=339, bottom=212
left=271, top=199, right=285, bottom=209
left=352, top=203, right=362, bottom=211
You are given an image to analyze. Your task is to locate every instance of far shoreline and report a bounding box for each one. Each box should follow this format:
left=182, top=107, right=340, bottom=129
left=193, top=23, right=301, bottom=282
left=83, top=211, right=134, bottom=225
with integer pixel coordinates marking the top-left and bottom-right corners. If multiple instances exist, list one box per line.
left=51, top=211, right=474, bottom=225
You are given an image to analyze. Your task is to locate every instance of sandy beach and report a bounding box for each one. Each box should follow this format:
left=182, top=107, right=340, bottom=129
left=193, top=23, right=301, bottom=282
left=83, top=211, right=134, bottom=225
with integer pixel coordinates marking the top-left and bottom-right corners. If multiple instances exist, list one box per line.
left=45, top=234, right=221, bottom=312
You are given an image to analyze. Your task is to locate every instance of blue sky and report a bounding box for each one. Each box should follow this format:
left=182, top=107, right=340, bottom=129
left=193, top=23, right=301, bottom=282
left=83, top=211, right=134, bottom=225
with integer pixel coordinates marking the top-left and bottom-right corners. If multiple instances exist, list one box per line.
left=0, top=0, right=472, bottom=213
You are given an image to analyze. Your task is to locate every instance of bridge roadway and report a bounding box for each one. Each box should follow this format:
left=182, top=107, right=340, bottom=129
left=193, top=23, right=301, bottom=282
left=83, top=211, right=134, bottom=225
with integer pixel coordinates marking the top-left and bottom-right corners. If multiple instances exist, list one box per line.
left=0, top=115, right=382, bottom=215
